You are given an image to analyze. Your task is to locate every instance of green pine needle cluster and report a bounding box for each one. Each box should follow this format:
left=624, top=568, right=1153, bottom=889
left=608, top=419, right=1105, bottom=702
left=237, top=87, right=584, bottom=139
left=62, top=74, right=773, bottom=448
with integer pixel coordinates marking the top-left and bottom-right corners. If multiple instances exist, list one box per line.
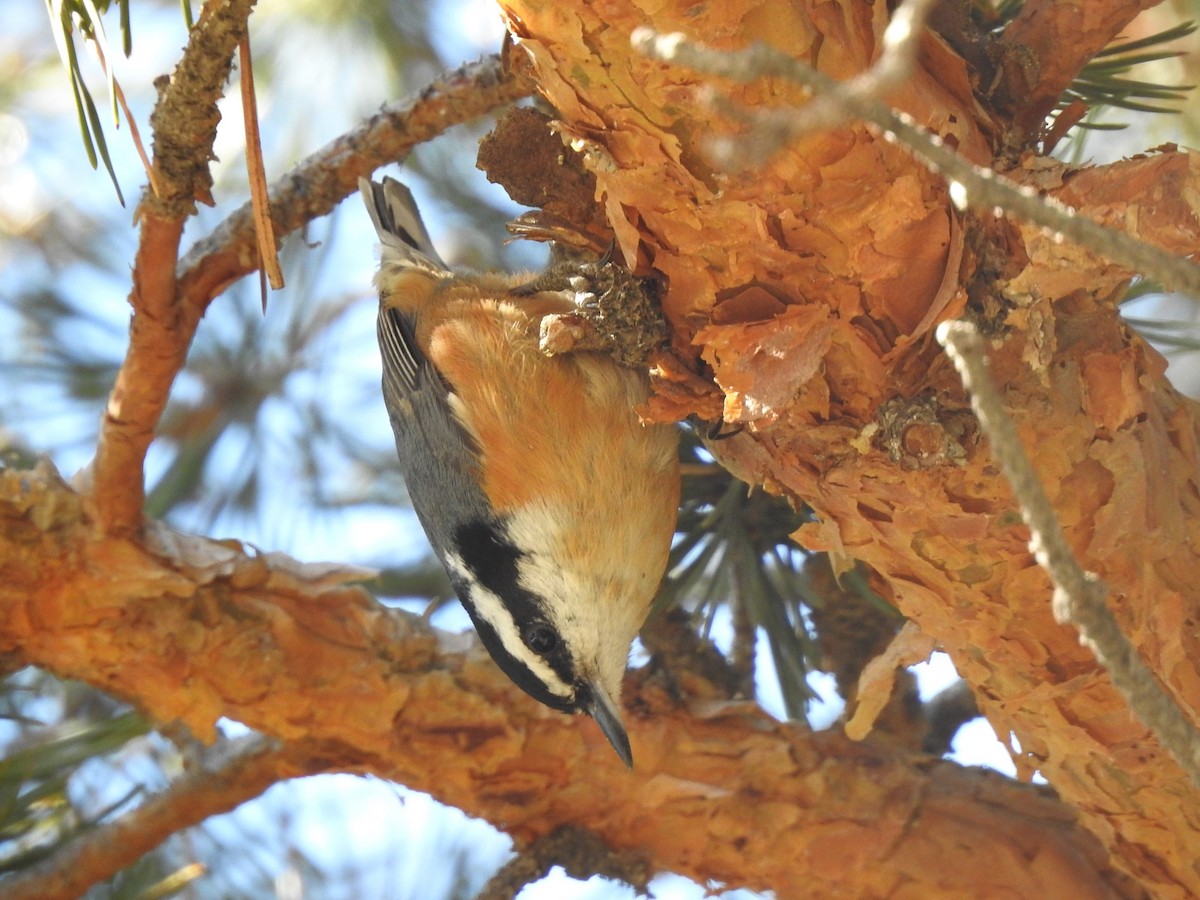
left=0, top=702, right=147, bottom=875
left=44, top=0, right=195, bottom=205
left=1062, top=21, right=1197, bottom=130
left=45, top=0, right=133, bottom=204
left=657, top=430, right=821, bottom=720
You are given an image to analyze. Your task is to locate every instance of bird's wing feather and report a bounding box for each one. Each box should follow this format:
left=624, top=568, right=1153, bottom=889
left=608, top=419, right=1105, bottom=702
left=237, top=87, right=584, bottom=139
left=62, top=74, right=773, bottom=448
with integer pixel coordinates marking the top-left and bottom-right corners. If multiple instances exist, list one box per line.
left=367, top=188, right=487, bottom=524
left=375, top=287, right=482, bottom=459
left=376, top=304, right=426, bottom=398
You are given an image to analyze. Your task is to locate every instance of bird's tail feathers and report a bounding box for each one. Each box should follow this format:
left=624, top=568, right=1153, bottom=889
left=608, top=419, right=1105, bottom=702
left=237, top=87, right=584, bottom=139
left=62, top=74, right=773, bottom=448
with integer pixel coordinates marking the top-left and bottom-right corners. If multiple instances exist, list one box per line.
left=359, top=176, right=448, bottom=273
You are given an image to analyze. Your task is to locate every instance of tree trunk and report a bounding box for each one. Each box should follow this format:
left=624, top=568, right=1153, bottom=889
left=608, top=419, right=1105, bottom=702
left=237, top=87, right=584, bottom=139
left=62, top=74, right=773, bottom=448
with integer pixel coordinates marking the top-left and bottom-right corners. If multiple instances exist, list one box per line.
left=495, top=0, right=1200, bottom=893
left=0, top=463, right=1138, bottom=897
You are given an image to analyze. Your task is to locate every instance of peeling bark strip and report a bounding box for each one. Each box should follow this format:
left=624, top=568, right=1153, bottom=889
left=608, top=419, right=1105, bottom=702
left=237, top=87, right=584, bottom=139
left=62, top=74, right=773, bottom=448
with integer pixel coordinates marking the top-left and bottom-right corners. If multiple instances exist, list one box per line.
left=494, top=0, right=1200, bottom=893
left=0, top=463, right=1133, bottom=897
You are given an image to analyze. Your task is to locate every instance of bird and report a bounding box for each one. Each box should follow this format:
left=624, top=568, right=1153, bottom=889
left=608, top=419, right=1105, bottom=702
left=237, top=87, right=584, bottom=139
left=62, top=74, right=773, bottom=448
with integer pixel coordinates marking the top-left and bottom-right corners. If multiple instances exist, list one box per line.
left=361, top=176, right=679, bottom=766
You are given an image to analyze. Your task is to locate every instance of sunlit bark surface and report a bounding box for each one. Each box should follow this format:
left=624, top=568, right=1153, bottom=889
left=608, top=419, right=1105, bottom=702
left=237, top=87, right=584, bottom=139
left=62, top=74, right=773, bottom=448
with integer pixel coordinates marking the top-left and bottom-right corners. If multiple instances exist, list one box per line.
left=496, top=0, right=1200, bottom=893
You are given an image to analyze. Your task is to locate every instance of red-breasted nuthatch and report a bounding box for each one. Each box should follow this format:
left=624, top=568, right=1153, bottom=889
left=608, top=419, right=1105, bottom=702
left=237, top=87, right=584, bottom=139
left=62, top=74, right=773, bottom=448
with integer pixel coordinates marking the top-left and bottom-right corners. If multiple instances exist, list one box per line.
left=361, top=177, right=680, bottom=766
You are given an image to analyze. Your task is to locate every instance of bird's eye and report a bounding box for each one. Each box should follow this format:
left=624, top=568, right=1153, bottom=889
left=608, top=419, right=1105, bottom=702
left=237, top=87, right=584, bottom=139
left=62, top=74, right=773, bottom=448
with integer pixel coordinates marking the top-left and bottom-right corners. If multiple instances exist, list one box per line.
left=525, top=624, right=558, bottom=654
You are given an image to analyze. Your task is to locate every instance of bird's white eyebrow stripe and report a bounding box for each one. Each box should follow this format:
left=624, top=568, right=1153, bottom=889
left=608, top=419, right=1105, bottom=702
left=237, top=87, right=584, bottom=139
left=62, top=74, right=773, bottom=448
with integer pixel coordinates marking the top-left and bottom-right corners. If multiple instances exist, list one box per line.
left=443, top=551, right=574, bottom=699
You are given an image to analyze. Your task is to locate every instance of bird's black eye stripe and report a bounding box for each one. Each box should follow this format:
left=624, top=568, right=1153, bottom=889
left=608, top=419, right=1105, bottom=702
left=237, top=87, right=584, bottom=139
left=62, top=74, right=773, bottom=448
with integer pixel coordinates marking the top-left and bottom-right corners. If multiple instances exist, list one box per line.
left=450, top=518, right=579, bottom=712
left=453, top=522, right=562, bottom=662
left=454, top=519, right=526, bottom=603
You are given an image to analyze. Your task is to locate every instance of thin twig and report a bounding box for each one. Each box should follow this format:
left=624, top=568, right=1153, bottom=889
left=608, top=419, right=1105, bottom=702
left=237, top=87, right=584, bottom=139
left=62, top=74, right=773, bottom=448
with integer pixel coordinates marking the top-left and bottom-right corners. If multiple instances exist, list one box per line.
left=632, top=0, right=936, bottom=166
left=0, top=736, right=322, bottom=900
left=89, top=212, right=186, bottom=536
left=630, top=25, right=1200, bottom=297
left=730, top=548, right=758, bottom=700
left=937, top=319, right=1200, bottom=785
left=475, top=826, right=650, bottom=900
left=728, top=0, right=939, bottom=139
left=865, top=0, right=942, bottom=91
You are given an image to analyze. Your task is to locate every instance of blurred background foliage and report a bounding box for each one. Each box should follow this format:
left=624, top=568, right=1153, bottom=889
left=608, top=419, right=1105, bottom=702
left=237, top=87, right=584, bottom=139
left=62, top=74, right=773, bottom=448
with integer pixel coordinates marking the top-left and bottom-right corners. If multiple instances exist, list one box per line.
left=1, top=0, right=1198, bottom=897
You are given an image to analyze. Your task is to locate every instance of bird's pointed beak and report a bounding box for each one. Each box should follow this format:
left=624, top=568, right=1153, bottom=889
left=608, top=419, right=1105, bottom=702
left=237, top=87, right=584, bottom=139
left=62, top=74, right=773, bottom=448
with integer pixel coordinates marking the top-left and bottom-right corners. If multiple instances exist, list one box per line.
left=587, top=680, right=633, bottom=768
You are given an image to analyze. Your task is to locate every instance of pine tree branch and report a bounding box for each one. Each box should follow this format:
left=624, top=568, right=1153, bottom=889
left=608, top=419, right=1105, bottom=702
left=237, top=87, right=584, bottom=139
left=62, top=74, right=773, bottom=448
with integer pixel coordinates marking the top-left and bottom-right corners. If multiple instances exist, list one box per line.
left=0, top=461, right=1132, bottom=899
